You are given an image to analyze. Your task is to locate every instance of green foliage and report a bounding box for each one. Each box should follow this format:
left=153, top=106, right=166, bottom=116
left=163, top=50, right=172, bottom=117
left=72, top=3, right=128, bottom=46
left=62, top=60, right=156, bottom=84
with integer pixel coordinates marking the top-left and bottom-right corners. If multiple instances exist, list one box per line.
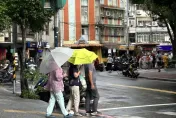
left=5, top=0, right=54, bottom=32
left=23, top=68, right=48, bottom=83
left=22, top=69, right=48, bottom=99
left=0, top=0, right=11, bottom=32
left=20, top=90, right=39, bottom=99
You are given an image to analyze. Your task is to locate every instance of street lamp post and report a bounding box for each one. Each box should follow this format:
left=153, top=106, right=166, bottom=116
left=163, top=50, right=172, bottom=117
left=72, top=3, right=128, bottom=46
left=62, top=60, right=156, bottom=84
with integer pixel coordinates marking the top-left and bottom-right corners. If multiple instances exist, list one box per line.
left=126, top=0, right=130, bottom=55
left=42, top=0, right=66, bottom=47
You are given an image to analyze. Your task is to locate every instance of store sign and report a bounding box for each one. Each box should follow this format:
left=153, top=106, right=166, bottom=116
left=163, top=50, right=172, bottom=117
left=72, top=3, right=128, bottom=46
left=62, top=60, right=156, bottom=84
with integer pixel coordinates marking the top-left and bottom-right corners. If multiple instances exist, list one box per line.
left=143, top=47, right=153, bottom=51
left=157, top=45, right=172, bottom=51
left=0, top=33, right=4, bottom=42
left=26, top=42, right=37, bottom=48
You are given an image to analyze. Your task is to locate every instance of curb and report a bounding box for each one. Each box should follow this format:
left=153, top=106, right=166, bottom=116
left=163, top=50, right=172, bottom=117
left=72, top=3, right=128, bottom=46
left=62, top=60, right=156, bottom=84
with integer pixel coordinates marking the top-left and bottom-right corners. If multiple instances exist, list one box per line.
left=139, top=76, right=176, bottom=82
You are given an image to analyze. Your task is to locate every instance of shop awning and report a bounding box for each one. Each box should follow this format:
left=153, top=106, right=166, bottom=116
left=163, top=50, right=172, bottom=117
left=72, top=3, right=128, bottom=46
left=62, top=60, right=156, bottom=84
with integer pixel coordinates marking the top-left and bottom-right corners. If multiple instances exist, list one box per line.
left=119, top=45, right=135, bottom=51
left=63, top=43, right=103, bottom=47
left=102, top=42, right=118, bottom=49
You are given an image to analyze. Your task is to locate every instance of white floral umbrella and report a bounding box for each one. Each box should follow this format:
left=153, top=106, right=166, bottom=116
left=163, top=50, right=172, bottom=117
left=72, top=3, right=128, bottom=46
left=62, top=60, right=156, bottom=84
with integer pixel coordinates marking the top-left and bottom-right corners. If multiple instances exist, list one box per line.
left=40, top=47, right=74, bottom=74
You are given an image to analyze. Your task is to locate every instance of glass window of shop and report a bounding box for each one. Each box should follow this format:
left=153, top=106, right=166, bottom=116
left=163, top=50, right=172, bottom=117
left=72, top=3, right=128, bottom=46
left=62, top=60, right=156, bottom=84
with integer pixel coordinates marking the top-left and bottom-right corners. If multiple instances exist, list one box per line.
left=101, top=47, right=108, bottom=58
left=137, top=34, right=143, bottom=43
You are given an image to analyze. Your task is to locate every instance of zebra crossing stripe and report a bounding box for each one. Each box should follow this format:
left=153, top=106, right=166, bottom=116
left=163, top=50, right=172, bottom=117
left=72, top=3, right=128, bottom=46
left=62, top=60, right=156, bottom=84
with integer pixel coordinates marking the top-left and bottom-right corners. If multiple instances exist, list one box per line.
left=98, top=103, right=176, bottom=111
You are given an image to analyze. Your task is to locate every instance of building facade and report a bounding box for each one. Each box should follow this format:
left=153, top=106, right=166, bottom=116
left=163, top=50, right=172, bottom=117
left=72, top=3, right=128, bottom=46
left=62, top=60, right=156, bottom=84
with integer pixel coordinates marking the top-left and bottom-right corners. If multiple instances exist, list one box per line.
left=128, top=3, right=170, bottom=52
left=60, top=0, right=126, bottom=61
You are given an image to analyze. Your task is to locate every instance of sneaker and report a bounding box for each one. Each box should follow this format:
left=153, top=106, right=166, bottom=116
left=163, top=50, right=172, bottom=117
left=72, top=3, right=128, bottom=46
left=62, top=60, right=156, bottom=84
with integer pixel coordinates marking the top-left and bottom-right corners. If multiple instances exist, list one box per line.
left=91, top=111, right=102, bottom=116
left=91, top=112, right=98, bottom=116
left=45, top=115, right=56, bottom=118
left=64, top=113, right=73, bottom=118
left=75, top=112, right=83, bottom=117
left=85, top=112, right=91, bottom=116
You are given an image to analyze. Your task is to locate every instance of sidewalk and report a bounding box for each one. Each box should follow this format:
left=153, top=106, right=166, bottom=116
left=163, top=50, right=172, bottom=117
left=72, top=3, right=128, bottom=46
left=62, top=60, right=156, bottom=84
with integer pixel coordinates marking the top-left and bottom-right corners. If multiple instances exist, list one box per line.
left=97, top=69, right=176, bottom=82
left=0, top=86, right=51, bottom=118
left=138, top=68, right=176, bottom=82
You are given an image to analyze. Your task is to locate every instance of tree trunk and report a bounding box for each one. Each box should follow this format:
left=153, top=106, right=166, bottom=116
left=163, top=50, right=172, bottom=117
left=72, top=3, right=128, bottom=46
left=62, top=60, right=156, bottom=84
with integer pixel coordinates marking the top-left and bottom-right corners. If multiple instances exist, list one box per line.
left=172, top=32, right=176, bottom=60
left=20, top=26, right=29, bottom=92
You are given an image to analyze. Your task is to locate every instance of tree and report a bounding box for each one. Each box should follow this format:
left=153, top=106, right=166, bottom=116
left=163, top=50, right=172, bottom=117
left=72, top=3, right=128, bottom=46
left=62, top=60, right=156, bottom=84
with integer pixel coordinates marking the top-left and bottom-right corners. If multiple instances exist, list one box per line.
left=5, top=0, right=53, bottom=94
left=0, top=0, right=11, bottom=32
left=132, top=0, right=176, bottom=59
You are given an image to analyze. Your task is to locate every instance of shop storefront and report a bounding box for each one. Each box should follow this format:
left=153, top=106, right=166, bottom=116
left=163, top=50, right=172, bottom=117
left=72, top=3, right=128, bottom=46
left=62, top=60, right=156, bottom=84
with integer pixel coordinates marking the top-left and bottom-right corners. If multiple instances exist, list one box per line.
left=118, top=45, right=135, bottom=56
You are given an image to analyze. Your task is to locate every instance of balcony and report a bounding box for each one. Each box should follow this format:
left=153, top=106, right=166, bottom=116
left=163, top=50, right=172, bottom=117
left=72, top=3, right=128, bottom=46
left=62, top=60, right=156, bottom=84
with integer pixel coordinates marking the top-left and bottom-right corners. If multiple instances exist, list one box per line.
left=100, top=5, right=125, bottom=11
left=18, top=32, right=35, bottom=39
left=99, top=22, right=124, bottom=28
left=101, top=34, right=124, bottom=37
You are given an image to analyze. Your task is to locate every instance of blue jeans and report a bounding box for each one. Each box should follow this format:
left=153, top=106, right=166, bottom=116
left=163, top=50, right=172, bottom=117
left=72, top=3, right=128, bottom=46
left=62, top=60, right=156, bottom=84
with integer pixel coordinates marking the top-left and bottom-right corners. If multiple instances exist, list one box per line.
left=46, top=91, right=68, bottom=116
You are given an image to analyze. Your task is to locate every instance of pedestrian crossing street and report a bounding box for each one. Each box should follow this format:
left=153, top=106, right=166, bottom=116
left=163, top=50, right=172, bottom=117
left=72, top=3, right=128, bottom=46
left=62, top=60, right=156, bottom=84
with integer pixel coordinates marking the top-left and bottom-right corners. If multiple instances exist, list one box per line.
left=114, top=111, right=176, bottom=118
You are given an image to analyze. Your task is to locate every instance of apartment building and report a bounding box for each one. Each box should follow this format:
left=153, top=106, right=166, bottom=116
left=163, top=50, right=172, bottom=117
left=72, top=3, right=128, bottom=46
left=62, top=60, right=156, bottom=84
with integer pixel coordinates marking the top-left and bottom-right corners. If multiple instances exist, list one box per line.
left=60, top=0, right=126, bottom=61
left=128, top=3, right=170, bottom=52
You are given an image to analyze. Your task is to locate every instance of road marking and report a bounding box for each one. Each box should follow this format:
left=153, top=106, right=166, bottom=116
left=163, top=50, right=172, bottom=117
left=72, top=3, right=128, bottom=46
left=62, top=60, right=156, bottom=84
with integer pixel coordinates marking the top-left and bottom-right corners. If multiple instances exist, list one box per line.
left=98, top=103, right=176, bottom=111
left=157, top=111, right=176, bottom=116
left=3, top=109, right=62, bottom=116
left=110, top=84, right=176, bottom=94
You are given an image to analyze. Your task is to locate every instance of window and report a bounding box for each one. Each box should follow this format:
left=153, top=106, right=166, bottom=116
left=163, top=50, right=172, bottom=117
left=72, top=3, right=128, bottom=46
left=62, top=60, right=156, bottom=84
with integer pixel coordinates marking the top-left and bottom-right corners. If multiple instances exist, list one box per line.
left=129, top=20, right=135, bottom=27
left=44, top=0, right=51, bottom=8
left=81, top=0, right=88, bottom=6
left=137, top=34, right=143, bottom=43
left=81, top=0, right=88, bottom=23
left=82, top=26, right=89, bottom=35
left=95, top=28, right=99, bottom=40
left=45, top=22, right=49, bottom=35
left=81, top=7, right=88, bottom=23
left=95, top=0, right=100, bottom=22
left=101, top=47, right=108, bottom=58
left=113, top=0, right=117, bottom=6
left=108, top=0, right=113, bottom=6
left=136, top=4, right=143, bottom=10
left=129, top=33, right=135, bottom=42
left=138, top=21, right=143, bottom=26
left=100, top=0, right=104, bottom=4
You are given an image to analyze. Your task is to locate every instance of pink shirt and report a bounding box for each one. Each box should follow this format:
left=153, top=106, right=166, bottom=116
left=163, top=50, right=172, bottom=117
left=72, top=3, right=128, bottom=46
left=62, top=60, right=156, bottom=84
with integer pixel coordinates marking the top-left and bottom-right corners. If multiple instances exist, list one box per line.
left=45, top=68, right=64, bottom=92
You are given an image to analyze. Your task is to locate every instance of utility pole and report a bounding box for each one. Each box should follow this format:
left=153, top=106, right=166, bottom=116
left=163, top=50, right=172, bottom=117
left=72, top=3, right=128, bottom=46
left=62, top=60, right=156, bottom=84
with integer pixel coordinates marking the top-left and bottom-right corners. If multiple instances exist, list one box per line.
left=126, top=0, right=130, bottom=55
left=54, top=10, right=59, bottom=47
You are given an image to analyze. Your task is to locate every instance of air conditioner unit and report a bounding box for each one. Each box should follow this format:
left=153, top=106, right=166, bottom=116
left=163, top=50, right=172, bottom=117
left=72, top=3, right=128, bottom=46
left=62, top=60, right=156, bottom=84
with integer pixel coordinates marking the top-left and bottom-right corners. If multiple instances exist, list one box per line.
left=138, top=24, right=143, bottom=26
left=106, top=11, right=110, bottom=16
left=129, top=12, right=134, bottom=17
left=152, top=21, right=158, bottom=26
left=136, top=10, right=141, bottom=15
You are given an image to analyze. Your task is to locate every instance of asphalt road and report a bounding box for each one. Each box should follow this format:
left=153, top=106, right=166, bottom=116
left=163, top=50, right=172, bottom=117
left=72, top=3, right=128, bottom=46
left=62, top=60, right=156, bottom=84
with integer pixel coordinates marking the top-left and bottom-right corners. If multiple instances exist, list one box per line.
left=1, top=71, right=176, bottom=118
left=96, top=71, right=176, bottom=118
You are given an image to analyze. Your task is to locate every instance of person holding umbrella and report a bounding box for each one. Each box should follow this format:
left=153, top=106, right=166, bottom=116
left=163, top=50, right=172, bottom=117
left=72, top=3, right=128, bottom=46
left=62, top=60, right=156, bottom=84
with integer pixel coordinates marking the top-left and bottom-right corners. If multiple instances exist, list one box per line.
left=39, top=47, right=74, bottom=118
left=45, top=66, right=73, bottom=118
left=68, top=48, right=101, bottom=116
left=66, top=63, right=82, bottom=116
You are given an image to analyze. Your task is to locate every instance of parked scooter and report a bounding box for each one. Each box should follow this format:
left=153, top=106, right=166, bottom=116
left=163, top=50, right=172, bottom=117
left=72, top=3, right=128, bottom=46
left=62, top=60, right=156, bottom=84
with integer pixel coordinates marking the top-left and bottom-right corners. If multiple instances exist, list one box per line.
left=0, top=63, right=14, bottom=83
left=26, top=58, right=37, bottom=74
left=122, top=61, right=139, bottom=78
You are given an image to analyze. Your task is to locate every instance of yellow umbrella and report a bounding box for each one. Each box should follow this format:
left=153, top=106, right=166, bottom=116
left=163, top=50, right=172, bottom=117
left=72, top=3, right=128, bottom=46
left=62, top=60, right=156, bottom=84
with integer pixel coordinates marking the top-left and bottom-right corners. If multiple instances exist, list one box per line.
left=68, top=48, right=98, bottom=65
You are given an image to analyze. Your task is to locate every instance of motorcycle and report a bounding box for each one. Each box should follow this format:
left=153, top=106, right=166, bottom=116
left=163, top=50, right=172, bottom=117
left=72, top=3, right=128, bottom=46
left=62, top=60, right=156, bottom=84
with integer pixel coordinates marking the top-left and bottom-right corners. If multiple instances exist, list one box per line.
left=0, top=65, right=14, bottom=83
left=122, top=61, right=140, bottom=78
